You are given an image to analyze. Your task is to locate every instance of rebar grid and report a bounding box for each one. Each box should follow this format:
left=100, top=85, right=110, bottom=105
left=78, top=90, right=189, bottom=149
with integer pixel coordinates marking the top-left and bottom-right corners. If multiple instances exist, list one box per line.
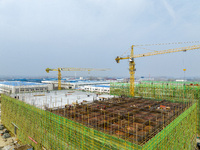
left=50, top=97, right=190, bottom=145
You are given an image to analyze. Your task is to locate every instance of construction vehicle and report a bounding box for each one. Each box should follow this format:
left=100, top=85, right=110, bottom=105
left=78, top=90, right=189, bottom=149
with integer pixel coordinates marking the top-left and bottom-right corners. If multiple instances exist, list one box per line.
left=46, top=67, right=110, bottom=90
left=116, top=44, right=200, bottom=97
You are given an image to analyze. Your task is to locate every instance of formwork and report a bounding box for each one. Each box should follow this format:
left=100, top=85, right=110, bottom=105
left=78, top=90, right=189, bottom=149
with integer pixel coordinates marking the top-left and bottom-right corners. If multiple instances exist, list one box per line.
left=1, top=94, right=197, bottom=150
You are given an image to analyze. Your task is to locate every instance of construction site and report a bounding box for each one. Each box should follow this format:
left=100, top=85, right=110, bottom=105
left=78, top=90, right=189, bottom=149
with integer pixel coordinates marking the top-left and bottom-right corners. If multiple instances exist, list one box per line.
left=0, top=43, right=200, bottom=149
left=1, top=82, right=198, bottom=150
left=51, top=97, right=192, bottom=144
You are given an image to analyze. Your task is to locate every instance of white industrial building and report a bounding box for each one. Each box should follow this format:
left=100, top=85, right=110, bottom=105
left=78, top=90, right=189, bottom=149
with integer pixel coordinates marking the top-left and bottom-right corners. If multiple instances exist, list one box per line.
left=80, top=85, right=110, bottom=93
left=41, top=80, right=110, bottom=90
left=0, top=81, right=53, bottom=94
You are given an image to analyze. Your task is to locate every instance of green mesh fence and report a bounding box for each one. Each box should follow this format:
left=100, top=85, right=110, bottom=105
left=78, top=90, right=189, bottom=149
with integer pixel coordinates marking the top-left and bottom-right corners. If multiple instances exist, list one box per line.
left=139, top=80, right=200, bottom=85
left=110, top=82, right=130, bottom=96
left=1, top=94, right=197, bottom=150
left=1, top=94, right=141, bottom=150
left=110, top=82, right=200, bottom=100
left=143, top=103, right=197, bottom=150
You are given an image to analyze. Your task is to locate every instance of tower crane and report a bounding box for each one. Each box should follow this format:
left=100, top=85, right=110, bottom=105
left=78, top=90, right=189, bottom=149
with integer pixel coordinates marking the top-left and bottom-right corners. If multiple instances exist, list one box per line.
left=46, top=67, right=110, bottom=90
left=115, top=44, right=200, bottom=97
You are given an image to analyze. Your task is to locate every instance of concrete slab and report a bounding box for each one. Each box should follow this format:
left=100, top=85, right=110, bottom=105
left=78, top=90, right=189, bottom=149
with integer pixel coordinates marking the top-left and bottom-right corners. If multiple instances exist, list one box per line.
left=10, top=90, right=114, bottom=109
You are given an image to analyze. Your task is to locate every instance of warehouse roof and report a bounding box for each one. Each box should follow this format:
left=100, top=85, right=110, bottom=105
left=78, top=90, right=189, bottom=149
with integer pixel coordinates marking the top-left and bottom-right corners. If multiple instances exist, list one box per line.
left=0, top=81, right=45, bottom=86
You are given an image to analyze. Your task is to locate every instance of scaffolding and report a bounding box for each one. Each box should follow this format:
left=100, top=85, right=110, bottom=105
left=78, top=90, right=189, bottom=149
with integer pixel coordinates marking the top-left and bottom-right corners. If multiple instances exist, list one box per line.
left=1, top=93, right=197, bottom=150
left=110, top=81, right=200, bottom=133
left=110, top=81, right=200, bottom=100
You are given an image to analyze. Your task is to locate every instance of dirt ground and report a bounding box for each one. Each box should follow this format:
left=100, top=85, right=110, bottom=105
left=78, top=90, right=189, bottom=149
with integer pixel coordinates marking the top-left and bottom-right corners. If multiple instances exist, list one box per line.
left=0, top=104, right=17, bottom=149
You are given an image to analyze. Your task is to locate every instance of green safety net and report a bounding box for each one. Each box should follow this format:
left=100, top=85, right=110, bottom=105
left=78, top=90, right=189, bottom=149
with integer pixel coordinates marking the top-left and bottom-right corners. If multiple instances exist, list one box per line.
left=1, top=94, right=197, bottom=150
left=1, top=95, right=141, bottom=150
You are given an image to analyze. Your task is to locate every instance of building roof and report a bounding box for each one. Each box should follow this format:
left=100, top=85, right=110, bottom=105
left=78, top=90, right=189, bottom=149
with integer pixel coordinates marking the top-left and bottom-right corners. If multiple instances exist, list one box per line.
left=92, top=85, right=110, bottom=88
left=0, top=81, right=45, bottom=86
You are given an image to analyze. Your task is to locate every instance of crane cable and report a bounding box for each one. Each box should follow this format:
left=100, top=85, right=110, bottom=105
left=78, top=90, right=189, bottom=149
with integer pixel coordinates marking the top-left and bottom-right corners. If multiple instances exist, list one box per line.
left=135, top=40, right=200, bottom=47
left=135, top=46, right=158, bottom=52
left=120, top=48, right=131, bottom=57
left=120, top=46, right=160, bottom=57
left=120, top=40, right=200, bottom=57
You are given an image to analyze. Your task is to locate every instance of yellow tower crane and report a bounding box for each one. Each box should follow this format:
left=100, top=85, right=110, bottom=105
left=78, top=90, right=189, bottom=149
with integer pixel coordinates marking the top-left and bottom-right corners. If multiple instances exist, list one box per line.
left=115, top=44, right=200, bottom=97
left=46, top=67, right=110, bottom=90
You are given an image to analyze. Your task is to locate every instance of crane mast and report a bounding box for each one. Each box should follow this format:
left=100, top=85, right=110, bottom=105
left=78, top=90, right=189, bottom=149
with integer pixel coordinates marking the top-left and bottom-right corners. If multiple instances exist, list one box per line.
left=116, top=44, right=200, bottom=97
left=58, top=68, right=62, bottom=90
left=129, top=45, right=135, bottom=97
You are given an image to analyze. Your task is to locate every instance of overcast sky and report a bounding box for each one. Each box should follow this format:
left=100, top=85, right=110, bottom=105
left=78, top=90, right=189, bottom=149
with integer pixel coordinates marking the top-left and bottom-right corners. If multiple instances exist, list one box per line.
left=0, top=0, right=200, bottom=78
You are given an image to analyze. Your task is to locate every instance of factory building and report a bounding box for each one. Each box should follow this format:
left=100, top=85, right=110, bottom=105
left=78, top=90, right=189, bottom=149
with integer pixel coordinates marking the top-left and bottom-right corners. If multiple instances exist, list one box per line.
left=41, top=80, right=110, bottom=90
left=80, top=85, right=110, bottom=93
left=0, top=81, right=53, bottom=94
